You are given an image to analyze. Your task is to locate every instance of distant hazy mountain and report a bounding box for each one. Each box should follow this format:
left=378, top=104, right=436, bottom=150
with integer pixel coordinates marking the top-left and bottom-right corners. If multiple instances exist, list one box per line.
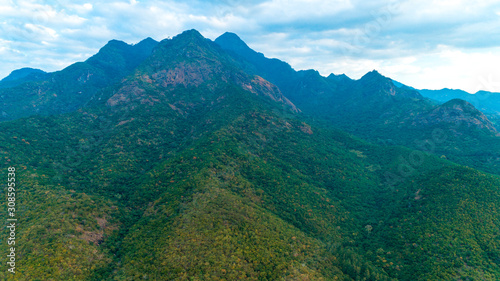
left=393, top=80, right=500, bottom=117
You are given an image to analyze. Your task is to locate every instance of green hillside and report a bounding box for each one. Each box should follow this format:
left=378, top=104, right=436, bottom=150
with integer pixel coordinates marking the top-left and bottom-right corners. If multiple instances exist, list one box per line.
left=1, top=30, right=500, bottom=280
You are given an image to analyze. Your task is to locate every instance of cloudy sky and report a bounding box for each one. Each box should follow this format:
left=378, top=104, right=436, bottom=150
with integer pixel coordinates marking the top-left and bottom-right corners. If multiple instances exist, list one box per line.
left=2, top=0, right=500, bottom=93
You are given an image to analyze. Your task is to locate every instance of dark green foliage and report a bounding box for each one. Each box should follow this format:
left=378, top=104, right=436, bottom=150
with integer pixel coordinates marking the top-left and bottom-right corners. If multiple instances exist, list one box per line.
left=1, top=30, right=500, bottom=280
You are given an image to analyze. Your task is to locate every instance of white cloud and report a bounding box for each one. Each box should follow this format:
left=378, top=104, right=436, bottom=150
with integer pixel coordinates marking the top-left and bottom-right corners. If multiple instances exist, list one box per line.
left=24, top=23, right=58, bottom=39
left=381, top=46, right=500, bottom=93
left=253, top=0, right=353, bottom=23
left=1, top=0, right=500, bottom=94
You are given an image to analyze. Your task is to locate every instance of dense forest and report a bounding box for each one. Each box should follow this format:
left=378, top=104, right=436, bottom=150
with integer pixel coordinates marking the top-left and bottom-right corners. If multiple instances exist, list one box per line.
left=0, top=29, right=499, bottom=280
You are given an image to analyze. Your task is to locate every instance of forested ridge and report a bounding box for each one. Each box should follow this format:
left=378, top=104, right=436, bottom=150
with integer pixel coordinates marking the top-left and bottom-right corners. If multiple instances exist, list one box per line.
left=0, top=29, right=499, bottom=280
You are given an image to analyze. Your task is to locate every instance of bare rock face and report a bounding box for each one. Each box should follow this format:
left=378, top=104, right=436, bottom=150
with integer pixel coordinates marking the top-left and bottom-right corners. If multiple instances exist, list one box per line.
left=106, top=29, right=299, bottom=113
left=243, top=76, right=299, bottom=113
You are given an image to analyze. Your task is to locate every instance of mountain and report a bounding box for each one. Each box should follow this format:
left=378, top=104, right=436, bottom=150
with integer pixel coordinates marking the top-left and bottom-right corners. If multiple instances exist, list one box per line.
left=413, top=98, right=498, bottom=134
left=419, top=89, right=500, bottom=127
left=102, top=30, right=297, bottom=112
left=215, top=32, right=302, bottom=99
left=0, top=37, right=159, bottom=121
left=215, top=33, right=427, bottom=126
left=216, top=33, right=500, bottom=176
left=419, top=88, right=472, bottom=103
left=1, top=68, right=45, bottom=82
left=1, top=29, right=500, bottom=280
left=0, top=68, right=48, bottom=88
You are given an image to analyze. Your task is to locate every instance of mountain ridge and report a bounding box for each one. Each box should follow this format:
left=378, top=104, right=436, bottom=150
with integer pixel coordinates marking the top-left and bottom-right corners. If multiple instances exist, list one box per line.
left=215, top=31, right=500, bottom=175
left=99, top=29, right=298, bottom=114
left=1, top=29, right=500, bottom=279
left=0, top=37, right=159, bottom=121
left=393, top=80, right=500, bottom=118
left=0, top=67, right=46, bottom=83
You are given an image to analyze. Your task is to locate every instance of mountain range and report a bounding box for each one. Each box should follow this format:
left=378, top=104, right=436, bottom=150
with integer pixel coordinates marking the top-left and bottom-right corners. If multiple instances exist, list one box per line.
left=215, top=32, right=500, bottom=175
left=392, top=81, right=500, bottom=123
left=1, top=29, right=500, bottom=280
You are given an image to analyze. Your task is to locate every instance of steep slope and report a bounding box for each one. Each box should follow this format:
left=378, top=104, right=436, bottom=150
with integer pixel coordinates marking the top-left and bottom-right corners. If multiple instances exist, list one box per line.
left=215, top=32, right=306, bottom=102
left=214, top=32, right=298, bottom=90
left=0, top=37, right=158, bottom=121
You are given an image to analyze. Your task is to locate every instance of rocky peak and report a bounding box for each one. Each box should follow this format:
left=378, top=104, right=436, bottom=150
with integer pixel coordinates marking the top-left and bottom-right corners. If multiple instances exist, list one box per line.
left=357, top=70, right=422, bottom=99
left=327, top=73, right=351, bottom=82
left=360, top=70, right=385, bottom=81
left=133, top=37, right=159, bottom=54
left=106, top=30, right=299, bottom=113
left=167, top=29, right=208, bottom=47
left=214, top=32, right=252, bottom=54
